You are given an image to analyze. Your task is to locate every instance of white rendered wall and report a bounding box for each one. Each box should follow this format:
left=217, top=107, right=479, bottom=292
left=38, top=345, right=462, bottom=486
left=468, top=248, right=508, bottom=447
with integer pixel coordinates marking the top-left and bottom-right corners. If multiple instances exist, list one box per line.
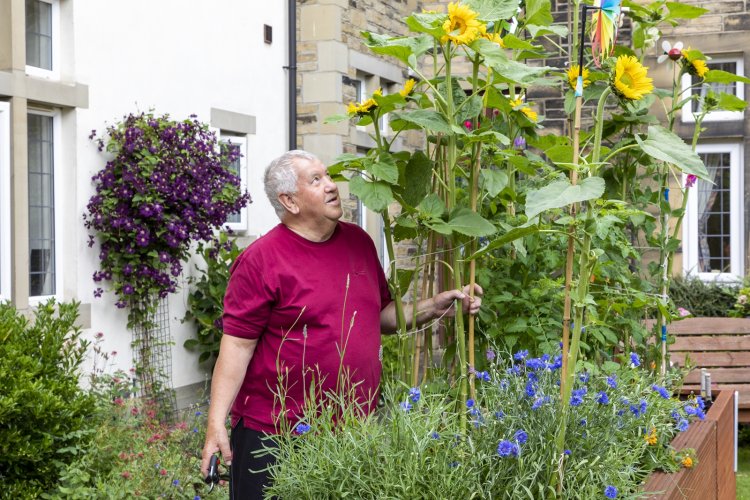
left=71, top=1, right=288, bottom=390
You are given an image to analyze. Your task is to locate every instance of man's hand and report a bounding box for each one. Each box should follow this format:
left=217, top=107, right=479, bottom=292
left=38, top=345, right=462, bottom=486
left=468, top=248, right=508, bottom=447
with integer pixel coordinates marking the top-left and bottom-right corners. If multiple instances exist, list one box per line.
left=432, top=283, right=483, bottom=318
left=200, top=420, right=232, bottom=478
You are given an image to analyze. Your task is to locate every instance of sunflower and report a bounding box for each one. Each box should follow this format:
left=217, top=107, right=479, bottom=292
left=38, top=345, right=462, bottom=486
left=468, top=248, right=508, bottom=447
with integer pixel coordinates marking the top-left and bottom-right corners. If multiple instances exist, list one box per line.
left=346, top=96, right=378, bottom=116
left=479, top=24, right=505, bottom=47
left=509, top=98, right=538, bottom=123
left=399, top=79, right=416, bottom=97
left=682, top=48, right=709, bottom=79
left=612, top=55, right=654, bottom=101
left=441, top=2, right=481, bottom=46
left=566, top=65, right=591, bottom=90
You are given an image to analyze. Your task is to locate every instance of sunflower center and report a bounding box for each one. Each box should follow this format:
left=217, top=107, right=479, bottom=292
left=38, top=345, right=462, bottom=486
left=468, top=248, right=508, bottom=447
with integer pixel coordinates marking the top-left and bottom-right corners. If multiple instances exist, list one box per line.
left=620, top=71, right=634, bottom=87
left=454, top=19, right=466, bottom=32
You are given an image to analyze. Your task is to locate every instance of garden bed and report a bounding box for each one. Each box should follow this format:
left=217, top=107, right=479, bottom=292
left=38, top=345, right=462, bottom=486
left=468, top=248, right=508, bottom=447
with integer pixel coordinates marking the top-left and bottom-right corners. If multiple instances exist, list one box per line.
left=642, top=389, right=736, bottom=499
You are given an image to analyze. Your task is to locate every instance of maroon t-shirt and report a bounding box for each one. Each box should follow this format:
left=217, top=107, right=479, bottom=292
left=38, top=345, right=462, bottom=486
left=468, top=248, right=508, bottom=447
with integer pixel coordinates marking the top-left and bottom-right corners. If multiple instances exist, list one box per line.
left=222, top=221, right=392, bottom=433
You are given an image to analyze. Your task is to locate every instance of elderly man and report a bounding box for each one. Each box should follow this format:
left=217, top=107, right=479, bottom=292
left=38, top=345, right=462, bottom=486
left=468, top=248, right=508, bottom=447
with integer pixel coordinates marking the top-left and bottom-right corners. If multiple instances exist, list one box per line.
left=201, top=150, right=481, bottom=498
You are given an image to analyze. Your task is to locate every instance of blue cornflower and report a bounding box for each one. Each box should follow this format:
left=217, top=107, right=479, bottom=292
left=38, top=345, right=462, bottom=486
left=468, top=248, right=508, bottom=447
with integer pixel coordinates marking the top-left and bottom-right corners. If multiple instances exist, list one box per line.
left=400, top=401, right=412, bottom=412
left=494, top=410, right=505, bottom=420
left=195, top=410, right=203, bottom=417
left=466, top=399, right=475, bottom=409
left=676, top=419, right=689, bottom=432
left=507, top=365, right=522, bottom=376
left=497, top=440, right=519, bottom=457
left=630, top=352, right=641, bottom=367
left=550, top=354, right=563, bottom=371
left=695, top=407, right=706, bottom=420
left=526, top=357, right=545, bottom=371
left=570, top=388, right=587, bottom=407
left=499, top=378, right=509, bottom=390
left=532, top=395, right=549, bottom=410
left=172, top=479, right=180, bottom=486
left=604, top=485, right=618, bottom=498
left=431, top=431, right=440, bottom=439
left=194, top=496, right=201, bottom=500
left=527, top=371, right=539, bottom=383
left=596, top=391, right=609, bottom=405
left=579, top=371, right=590, bottom=383
left=684, top=405, right=697, bottom=416
left=469, top=407, right=480, bottom=417
left=449, top=461, right=459, bottom=468
left=475, top=371, right=491, bottom=382
left=579, top=418, right=587, bottom=426
left=514, top=429, right=528, bottom=445
left=514, top=349, right=529, bottom=361
left=409, top=387, right=421, bottom=403
left=294, top=423, right=311, bottom=435
left=630, top=399, right=648, bottom=417
left=696, top=396, right=705, bottom=410
left=651, top=384, right=671, bottom=399
left=564, top=449, right=571, bottom=456
left=606, top=375, right=617, bottom=389
left=525, top=381, right=537, bottom=398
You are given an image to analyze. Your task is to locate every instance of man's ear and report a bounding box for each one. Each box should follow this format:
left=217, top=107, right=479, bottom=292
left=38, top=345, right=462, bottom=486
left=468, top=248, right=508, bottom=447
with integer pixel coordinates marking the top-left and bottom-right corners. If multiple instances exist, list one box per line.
left=278, top=193, right=299, bottom=215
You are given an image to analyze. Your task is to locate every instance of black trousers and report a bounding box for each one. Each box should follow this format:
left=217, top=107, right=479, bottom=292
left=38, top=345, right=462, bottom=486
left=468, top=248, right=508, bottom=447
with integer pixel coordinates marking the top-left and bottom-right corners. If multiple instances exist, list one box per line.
left=230, top=419, right=278, bottom=500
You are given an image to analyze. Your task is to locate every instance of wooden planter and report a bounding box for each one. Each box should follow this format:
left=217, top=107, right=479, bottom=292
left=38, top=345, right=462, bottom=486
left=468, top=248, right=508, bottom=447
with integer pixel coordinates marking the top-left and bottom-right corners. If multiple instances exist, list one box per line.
left=641, top=390, right=736, bottom=499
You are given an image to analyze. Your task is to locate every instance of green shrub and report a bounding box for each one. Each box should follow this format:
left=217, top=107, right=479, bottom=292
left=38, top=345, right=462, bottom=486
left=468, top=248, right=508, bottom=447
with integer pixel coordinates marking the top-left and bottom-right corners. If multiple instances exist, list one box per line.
left=668, top=276, right=737, bottom=317
left=0, top=300, right=97, bottom=498
left=183, top=232, right=241, bottom=366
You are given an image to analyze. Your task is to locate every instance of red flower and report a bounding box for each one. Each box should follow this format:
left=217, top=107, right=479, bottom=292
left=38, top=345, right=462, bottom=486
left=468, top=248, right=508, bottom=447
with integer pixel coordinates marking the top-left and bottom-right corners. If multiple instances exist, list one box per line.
left=113, top=397, right=124, bottom=406
left=148, top=433, right=163, bottom=443
left=121, top=471, right=131, bottom=479
left=159, top=468, right=168, bottom=476
left=118, top=451, right=128, bottom=461
left=131, top=407, right=140, bottom=416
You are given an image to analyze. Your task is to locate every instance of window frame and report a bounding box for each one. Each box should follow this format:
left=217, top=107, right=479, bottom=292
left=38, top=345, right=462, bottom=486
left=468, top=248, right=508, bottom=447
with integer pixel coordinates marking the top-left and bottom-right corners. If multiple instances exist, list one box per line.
left=25, top=0, right=60, bottom=80
left=681, top=56, right=745, bottom=123
left=220, top=133, right=248, bottom=233
left=27, top=108, right=63, bottom=303
left=0, top=102, right=10, bottom=301
left=682, top=142, right=744, bottom=283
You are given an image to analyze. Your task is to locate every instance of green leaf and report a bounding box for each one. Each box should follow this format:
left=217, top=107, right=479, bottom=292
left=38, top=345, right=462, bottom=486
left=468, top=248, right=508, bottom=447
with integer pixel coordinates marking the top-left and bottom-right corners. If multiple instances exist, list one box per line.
left=445, top=208, right=496, bottom=237
left=465, top=0, right=521, bottom=21
left=369, top=154, right=399, bottom=185
left=390, top=109, right=454, bottom=134
left=405, top=12, right=446, bottom=38
left=636, top=125, right=709, bottom=180
left=476, top=39, right=552, bottom=85
left=349, top=175, right=394, bottom=212
left=524, top=0, right=553, bottom=26
left=469, top=225, right=539, bottom=260
left=526, top=24, right=568, bottom=38
left=704, top=69, right=750, bottom=85
left=718, top=92, right=748, bottom=112
left=501, top=34, right=540, bottom=51
left=544, top=144, right=573, bottom=167
left=665, top=2, right=709, bottom=19
left=362, top=32, right=433, bottom=66
left=480, top=169, right=509, bottom=197
left=417, top=193, right=446, bottom=219
left=402, top=151, right=434, bottom=208
left=525, top=176, right=606, bottom=220
left=456, top=94, right=484, bottom=124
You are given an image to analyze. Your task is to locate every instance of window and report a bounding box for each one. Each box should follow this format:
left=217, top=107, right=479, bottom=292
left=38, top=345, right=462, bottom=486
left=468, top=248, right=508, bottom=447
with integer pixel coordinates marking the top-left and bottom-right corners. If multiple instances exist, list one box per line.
left=221, top=133, right=248, bottom=233
left=683, top=143, right=744, bottom=282
left=681, top=56, right=744, bottom=122
left=28, top=111, right=61, bottom=298
left=0, top=102, right=10, bottom=301
left=25, top=0, right=60, bottom=79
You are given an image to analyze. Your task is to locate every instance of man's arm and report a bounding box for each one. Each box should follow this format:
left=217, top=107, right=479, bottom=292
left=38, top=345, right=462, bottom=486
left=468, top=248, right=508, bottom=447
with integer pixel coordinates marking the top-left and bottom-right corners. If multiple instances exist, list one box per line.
left=380, top=284, right=483, bottom=334
left=200, top=334, right=258, bottom=477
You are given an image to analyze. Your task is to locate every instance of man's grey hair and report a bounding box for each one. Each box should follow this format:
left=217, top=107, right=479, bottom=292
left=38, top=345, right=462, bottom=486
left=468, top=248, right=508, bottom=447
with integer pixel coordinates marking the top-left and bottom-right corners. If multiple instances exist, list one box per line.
left=264, top=150, right=319, bottom=219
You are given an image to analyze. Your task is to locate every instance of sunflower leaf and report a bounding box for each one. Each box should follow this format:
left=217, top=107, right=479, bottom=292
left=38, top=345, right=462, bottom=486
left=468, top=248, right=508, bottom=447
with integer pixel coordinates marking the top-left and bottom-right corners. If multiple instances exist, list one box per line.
left=636, top=125, right=709, bottom=180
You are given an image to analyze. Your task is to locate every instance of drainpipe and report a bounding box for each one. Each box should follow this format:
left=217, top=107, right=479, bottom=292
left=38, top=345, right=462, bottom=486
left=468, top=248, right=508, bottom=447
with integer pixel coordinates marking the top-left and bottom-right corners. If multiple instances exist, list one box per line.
left=286, top=0, right=297, bottom=150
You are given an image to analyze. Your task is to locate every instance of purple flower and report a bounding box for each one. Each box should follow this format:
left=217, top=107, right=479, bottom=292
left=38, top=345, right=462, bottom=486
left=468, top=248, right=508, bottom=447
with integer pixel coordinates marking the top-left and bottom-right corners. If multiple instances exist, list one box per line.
left=630, top=352, right=641, bottom=367
left=513, top=350, right=529, bottom=361
left=651, top=384, right=671, bottom=399
left=475, top=370, right=491, bottom=382
left=596, top=391, right=610, bottom=405
left=294, top=423, right=311, bottom=435
left=122, top=283, right=134, bottom=295
left=485, top=349, right=496, bottom=361
left=685, top=174, right=697, bottom=188
left=408, top=387, right=421, bottom=403
left=570, top=388, right=587, bottom=407
left=400, top=401, right=412, bottom=412
left=513, top=136, right=526, bottom=149
left=525, top=381, right=537, bottom=398
left=497, top=440, right=519, bottom=457
left=93, top=288, right=103, bottom=298
left=606, top=375, right=617, bottom=389
left=604, top=485, right=617, bottom=498
left=513, top=429, right=528, bottom=445
left=676, top=418, right=689, bottom=432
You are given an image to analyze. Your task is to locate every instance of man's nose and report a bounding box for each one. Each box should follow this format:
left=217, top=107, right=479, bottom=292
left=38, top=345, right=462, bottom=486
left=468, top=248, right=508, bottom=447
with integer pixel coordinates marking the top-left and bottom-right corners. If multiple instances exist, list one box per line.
left=324, top=177, right=338, bottom=191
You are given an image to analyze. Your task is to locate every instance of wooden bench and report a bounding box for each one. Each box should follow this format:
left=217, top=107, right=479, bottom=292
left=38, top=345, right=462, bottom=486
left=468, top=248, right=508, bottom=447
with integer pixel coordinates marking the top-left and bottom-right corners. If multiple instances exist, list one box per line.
left=658, top=317, right=750, bottom=423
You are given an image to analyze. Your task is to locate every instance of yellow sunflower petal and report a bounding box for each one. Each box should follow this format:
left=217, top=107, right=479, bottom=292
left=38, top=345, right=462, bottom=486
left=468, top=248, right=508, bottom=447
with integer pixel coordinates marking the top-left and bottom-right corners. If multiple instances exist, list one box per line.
left=399, top=78, right=416, bottom=97
left=613, top=55, right=654, bottom=101
left=567, top=65, right=591, bottom=90
left=440, top=2, right=481, bottom=45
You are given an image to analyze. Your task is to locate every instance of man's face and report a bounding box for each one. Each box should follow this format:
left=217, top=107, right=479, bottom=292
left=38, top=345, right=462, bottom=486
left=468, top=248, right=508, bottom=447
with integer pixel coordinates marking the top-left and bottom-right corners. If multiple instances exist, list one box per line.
left=290, top=158, right=343, bottom=223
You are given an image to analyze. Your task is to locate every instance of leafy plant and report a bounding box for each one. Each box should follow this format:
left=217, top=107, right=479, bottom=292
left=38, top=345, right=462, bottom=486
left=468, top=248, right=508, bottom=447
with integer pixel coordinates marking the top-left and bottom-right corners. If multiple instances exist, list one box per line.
left=669, top=276, right=738, bottom=317
left=183, top=231, right=242, bottom=365
left=0, top=300, right=98, bottom=498
left=83, top=111, right=250, bottom=330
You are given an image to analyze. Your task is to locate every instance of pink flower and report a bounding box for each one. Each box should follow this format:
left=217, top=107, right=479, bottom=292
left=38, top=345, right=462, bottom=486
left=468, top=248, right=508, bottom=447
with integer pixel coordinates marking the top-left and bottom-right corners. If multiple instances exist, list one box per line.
left=148, top=433, right=163, bottom=443
left=131, top=407, right=140, bottom=416
left=113, top=397, right=124, bottom=406
left=121, top=471, right=131, bottom=479
left=159, top=468, right=168, bottom=476
left=95, top=332, right=104, bottom=339
left=111, top=350, right=118, bottom=357
left=464, top=119, right=473, bottom=130
left=685, top=174, right=697, bottom=188
left=678, top=307, right=691, bottom=318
